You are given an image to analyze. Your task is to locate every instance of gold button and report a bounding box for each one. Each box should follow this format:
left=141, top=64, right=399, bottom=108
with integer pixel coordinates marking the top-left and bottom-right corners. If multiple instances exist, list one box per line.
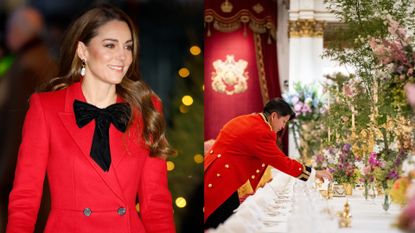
left=299, top=168, right=302, bottom=171
left=261, top=163, right=265, bottom=167
left=208, top=183, right=213, bottom=188
left=225, top=164, right=229, bottom=168
left=210, top=150, right=214, bottom=154
left=256, top=169, right=260, bottom=173
left=216, top=173, right=221, bottom=177
left=217, top=154, right=222, bottom=158
left=251, top=175, right=255, bottom=179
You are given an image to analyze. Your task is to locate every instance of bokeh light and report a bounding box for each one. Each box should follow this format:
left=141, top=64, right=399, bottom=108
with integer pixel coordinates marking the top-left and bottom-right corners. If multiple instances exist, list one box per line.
left=178, top=67, right=190, bottom=78
left=182, top=95, right=194, bottom=106
left=175, top=197, right=187, bottom=208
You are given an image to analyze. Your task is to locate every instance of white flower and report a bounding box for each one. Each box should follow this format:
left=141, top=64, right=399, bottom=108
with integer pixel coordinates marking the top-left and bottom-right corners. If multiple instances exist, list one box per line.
left=291, top=95, right=300, bottom=104
left=355, top=161, right=365, bottom=172
left=373, top=143, right=384, bottom=153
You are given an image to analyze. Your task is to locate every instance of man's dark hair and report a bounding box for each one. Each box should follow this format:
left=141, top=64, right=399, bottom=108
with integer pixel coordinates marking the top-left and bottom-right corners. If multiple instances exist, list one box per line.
left=263, top=98, right=295, bottom=120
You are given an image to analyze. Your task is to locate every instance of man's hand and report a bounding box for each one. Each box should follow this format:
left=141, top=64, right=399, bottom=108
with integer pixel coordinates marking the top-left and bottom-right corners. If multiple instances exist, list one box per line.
left=315, top=169, right=333, bottom=182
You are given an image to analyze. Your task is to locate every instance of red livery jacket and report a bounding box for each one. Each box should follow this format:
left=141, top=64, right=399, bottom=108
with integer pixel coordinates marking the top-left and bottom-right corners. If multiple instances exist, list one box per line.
left=7, top=82, right=175, bottom=233
left=204, top=113, right=311, bottom=222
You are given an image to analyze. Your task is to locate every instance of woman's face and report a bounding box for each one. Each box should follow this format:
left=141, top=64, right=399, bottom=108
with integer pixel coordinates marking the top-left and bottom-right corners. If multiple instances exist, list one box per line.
left=78, top=20, right=133, bottom=86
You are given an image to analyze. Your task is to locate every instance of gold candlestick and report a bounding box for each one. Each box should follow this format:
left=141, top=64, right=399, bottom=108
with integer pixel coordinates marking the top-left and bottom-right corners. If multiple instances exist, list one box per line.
left=338, top=200, right=352, bottom=228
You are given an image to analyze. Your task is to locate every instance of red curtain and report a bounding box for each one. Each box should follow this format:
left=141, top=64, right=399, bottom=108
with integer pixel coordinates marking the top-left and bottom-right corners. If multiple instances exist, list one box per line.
left=204, top=0, right=282, bottom=151
left=204, top=27, right=263, bottom=140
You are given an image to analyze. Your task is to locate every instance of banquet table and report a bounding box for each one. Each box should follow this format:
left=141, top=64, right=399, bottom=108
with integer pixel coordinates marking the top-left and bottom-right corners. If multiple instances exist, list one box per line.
left=206, top=169, right=403, bottom=233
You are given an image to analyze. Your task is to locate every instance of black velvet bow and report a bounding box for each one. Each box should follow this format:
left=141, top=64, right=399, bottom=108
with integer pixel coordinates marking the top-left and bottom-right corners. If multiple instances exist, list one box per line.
left=73, top=99, right=131, bottom=171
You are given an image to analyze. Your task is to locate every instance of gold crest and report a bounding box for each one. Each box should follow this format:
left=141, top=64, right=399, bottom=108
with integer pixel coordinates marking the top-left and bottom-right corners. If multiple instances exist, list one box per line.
left=211, top=55, right=249, bottom=95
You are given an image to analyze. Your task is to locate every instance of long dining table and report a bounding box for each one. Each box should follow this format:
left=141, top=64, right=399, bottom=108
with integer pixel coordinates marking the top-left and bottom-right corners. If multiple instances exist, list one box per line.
left=206, top=169, right=403, bottom=233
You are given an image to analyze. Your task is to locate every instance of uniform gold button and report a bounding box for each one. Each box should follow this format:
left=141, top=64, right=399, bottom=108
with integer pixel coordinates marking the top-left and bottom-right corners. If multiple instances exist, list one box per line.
left=251, top=175, right=255, bottom=179
left=225, top=164, right=229, bottom=168
left=299, top=168, right=302, bottom=171
left=217, top=154, right=222, bottom=158
left=256, top=169, right=260, bottom=173
left=216, top=173, right=221, bottom=177
left=208, top=183, right=213, bottom=188
left=209, top=150, right=214, bottom=154
left=261, top=163, right=265, bottom=167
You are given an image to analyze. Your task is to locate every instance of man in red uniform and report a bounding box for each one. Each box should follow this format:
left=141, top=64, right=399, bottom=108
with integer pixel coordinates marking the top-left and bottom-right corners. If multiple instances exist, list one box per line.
left=204, top=98, right=332, bottom=229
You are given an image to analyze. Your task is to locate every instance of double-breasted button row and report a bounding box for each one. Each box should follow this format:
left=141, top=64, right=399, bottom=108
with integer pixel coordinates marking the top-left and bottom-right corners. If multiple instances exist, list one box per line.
left=83, top=208, right=92, bottom=216
left=206, top=152, right=229, bottom=189
left=82, top=207, right=127, bottom=216
left=250, top=164, right=265, bottom=180
left=117, top=207, right=127, bottom=216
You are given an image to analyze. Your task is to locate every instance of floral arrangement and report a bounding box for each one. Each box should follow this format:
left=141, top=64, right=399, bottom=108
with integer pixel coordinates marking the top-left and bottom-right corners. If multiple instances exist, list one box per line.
left=283, top=82, right=327, bottom=161
left=283, top=81, right=326, bottom=122
left=369, top=16, right=415, bottom=111
left=324, top=143, right=358, bottom=185
left=356, top=152, right=382, bottom=185
left=312, top=153, right=327, bottom=170
left=369, top=16, right=414, bottom=82
left=373, top=147, right=409, bottom=191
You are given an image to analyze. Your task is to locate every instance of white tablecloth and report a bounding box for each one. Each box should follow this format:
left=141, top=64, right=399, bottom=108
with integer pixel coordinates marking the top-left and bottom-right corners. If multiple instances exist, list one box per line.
left=207, top=170, right=403, bottom=233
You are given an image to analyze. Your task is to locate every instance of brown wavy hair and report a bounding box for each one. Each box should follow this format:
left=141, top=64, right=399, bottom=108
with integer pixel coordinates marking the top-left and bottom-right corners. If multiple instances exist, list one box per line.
left=43, top=4, right=174, bottom=158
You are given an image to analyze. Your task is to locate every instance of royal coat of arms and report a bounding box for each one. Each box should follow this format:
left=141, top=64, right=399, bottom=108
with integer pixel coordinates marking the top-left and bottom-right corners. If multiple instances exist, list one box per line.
left=211, top=55, right=249, bottom=95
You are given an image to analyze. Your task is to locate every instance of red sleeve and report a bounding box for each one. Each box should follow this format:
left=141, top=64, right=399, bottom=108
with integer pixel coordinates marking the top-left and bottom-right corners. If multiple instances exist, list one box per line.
left=248, top=127, right=304, bottom=178
left=139, top=95, right=175, bottom=232
left=138, top=156, right=175, bottom=233
left=7, top=94, right=49, bottom=233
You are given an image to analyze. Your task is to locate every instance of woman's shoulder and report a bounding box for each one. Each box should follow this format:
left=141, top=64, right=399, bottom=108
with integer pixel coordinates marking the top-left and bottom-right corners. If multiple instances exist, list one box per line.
left=30, top=84, right=72, bottom=111
left=33, top=87, right=67, bottom=103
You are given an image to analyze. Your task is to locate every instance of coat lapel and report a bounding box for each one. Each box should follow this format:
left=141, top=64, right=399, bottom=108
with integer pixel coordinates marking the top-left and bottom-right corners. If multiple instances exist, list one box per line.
left=58, top=82, right=127, bottom=203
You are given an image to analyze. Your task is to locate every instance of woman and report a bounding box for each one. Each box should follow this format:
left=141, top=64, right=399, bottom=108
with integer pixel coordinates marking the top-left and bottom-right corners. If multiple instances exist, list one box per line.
left=204, top=98, right=332, bottom=229
left=7, top=5, right=175, bottom=233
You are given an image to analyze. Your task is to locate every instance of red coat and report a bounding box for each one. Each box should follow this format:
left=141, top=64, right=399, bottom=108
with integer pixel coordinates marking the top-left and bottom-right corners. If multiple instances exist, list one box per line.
left=204, top=113, right=311, bottom=222
left=7, top=82, right=175, bottom=233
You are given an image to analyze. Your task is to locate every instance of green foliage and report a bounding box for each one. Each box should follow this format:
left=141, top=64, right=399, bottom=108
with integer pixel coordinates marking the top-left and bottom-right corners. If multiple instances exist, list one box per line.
left=166, top=49, right=203, bottom=230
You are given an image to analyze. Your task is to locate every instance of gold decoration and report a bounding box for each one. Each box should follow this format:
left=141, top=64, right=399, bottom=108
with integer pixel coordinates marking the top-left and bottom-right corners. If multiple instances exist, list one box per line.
left=221, top=0, right=233, bottom=13
left=204, top=9, right=276, bottom=40
left=211, top=55, right=249, bottom=95
left=237, top=180, right=254, bottom=198
left=252, top=3, right=264, bottom=14
left=289, top=20, right=326, bottom=38
left=338, top=201, right=352, bottom=228
left=332, top=183, right=346, bottom=197
left=256, top=166, right=272, bottom=188
left=254, top=33, right=270, bottom=104
left=343, top=183, right=353, bottom=196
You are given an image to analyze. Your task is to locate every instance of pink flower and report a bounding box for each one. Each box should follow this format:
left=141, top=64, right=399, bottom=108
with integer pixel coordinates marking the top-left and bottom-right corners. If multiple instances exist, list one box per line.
left=343, top=84, right=354, bottom=97
left=291, top=96, right=299, bottom=104
left=368, top=152, right=381, bottom=167
left=294, top=102, right=303, bottom=114
left=301, top=103, right=312, bottom=114
left=362, top=165, right=371, bottom=175
left=407, top=68, right=413, bottom=76
left=405, top=83, right=415, bottom=109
